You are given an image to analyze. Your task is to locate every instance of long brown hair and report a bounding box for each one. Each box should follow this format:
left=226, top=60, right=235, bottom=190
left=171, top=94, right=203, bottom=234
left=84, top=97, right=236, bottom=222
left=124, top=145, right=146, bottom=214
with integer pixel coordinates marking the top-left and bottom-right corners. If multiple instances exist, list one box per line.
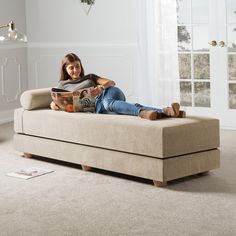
left=60, top=53, right=85, bottom=81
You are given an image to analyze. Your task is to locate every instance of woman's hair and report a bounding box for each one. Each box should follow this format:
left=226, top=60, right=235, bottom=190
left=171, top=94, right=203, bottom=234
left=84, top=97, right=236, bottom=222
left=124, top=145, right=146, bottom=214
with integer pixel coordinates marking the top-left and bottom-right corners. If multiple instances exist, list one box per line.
left=60, top=53, right=85, bottom=81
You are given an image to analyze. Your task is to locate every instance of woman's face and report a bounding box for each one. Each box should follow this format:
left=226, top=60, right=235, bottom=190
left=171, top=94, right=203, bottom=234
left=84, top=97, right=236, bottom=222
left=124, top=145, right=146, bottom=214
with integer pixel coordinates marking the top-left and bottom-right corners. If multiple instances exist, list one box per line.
left=66, top=61, right=82, bottom=80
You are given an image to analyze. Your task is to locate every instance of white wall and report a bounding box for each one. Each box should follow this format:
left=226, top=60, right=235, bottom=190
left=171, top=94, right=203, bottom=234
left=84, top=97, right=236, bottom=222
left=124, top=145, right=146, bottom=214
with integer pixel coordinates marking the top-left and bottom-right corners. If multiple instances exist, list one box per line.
left=0, top=0, right=139, bottom=123
left=26, top=0, right=139, bottom=100
left=0, top=0, right=28, bottom=124
left=26, top=0, right=137, bottom=44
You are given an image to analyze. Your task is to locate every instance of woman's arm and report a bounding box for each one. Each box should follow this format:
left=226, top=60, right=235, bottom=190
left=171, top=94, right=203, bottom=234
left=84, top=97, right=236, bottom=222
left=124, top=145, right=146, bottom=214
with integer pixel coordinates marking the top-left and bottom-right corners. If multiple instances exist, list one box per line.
left=91, top=77, right=116, bottom=97
left=96, top=77, right=116, bottom=89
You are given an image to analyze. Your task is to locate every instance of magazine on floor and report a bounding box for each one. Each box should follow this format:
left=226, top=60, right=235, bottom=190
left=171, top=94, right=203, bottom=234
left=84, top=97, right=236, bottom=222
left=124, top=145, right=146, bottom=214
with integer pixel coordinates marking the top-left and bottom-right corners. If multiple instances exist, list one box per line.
left=6, top=167, right=54, bottom=180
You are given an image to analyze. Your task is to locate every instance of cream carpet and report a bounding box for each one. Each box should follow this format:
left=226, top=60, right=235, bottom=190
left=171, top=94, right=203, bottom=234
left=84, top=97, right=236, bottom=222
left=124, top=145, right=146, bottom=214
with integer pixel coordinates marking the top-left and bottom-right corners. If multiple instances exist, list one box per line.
left=0, top=122, right=236, bottom=236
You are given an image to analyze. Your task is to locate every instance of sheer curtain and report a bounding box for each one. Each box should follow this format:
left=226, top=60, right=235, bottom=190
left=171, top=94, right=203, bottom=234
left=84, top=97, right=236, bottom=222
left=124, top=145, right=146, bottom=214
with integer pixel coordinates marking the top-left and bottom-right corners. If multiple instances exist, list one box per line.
left=137, top=0, right=180, bottom=107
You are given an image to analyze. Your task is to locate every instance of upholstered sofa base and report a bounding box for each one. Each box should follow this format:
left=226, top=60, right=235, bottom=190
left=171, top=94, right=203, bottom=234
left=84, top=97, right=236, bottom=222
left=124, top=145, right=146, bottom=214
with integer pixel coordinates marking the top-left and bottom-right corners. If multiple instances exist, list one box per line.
left=14, top=133, right=220, bottom=186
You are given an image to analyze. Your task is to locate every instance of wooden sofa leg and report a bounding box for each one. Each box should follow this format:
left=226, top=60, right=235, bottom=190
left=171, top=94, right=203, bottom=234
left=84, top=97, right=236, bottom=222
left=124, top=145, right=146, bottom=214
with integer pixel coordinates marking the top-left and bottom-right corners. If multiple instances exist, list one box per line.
left=22, top=153, right=33, bottom=158
left=81, top=165, right=92, bottom=171
left=153, top=180, right=167, bottom=187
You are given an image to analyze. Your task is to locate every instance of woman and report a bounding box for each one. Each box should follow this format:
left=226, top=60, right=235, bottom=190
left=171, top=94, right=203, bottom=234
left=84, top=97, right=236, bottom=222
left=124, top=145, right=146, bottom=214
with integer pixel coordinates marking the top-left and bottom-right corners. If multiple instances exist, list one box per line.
left=50, top=53, right=184, bottom=120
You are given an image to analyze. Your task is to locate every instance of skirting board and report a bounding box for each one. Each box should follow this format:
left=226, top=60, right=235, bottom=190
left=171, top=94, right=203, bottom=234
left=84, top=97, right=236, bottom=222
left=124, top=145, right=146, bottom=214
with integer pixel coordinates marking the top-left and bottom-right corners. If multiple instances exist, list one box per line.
left=14, top=134, right=220, bottom=182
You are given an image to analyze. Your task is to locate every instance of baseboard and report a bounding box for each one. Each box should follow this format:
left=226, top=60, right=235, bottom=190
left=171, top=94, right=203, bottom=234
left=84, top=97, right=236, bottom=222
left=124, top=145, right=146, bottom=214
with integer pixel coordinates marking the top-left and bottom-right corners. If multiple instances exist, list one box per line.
left=0, top=109, right=14, bottom=125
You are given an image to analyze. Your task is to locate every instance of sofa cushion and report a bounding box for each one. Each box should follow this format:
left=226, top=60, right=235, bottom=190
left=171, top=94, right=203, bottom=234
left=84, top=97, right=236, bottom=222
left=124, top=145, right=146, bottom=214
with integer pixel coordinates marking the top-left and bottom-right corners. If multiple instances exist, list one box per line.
left=14, top=108, right=219, bottom=158
left=20, top=88, right=52, bottom=110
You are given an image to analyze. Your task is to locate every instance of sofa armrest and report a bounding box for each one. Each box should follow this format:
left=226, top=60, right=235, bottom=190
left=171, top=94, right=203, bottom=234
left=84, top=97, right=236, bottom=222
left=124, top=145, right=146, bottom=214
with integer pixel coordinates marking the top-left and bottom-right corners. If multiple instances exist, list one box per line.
left=20, top=88, right=52, bottom=110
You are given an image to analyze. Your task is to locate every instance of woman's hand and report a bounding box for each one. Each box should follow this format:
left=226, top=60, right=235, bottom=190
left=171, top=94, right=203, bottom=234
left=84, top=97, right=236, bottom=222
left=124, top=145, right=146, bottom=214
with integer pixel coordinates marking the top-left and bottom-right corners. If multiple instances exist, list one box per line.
left=50, top=101, right=60, bottom=110
left=91, top=86, right=104, bottom=97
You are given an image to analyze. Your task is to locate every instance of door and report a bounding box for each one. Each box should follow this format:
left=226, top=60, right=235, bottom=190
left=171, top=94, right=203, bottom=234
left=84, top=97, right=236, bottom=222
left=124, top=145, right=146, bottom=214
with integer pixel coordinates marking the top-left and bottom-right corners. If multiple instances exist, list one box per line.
left=177, top=0, right=236, bottom=129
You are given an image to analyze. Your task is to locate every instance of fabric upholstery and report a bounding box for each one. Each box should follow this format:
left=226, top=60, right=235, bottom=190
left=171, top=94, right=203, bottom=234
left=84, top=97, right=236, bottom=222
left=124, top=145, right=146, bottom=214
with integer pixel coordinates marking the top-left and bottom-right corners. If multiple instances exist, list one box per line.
left=15, top=108, right=220, bottom=158
left=14, top=134, right=220, bottom=181
left=20, top=88, right=52, bottom=110
left=14, top=108, right=24, bottom=133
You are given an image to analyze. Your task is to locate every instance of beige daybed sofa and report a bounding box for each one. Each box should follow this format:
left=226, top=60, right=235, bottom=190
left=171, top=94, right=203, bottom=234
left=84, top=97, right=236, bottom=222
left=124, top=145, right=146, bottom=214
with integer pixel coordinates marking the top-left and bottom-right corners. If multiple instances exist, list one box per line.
left=14, top=88, right=220, bottom=187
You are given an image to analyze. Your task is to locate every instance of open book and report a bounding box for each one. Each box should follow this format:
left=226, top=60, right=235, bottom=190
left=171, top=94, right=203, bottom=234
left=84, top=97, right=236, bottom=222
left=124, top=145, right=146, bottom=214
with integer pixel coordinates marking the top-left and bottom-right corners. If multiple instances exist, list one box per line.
left=6, top=167, right=54, bottom=180
left=51, top=87, right=96, bottom=112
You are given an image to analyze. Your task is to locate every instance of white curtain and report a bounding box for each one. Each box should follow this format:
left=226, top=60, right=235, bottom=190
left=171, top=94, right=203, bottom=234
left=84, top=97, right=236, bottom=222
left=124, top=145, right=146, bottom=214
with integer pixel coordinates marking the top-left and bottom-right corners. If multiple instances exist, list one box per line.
left=137, top=0, right=180, bottom=107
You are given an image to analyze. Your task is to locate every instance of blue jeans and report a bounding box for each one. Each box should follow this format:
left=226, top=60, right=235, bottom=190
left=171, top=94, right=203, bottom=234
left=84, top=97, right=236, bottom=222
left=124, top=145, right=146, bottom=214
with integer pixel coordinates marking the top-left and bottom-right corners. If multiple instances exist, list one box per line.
left=95, top=87, right=162, bottom=116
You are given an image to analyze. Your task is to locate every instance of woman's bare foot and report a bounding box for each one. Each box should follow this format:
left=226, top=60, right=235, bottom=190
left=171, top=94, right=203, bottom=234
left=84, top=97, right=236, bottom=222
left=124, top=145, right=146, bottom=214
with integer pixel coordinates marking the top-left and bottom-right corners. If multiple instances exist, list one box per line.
left=139, top=110, right=161, bottom=120
left=178, top=110, right=186, bottom=118
left=171, top=103, right=180, bottom=117
left=162, top=103, right=180, bottom=117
